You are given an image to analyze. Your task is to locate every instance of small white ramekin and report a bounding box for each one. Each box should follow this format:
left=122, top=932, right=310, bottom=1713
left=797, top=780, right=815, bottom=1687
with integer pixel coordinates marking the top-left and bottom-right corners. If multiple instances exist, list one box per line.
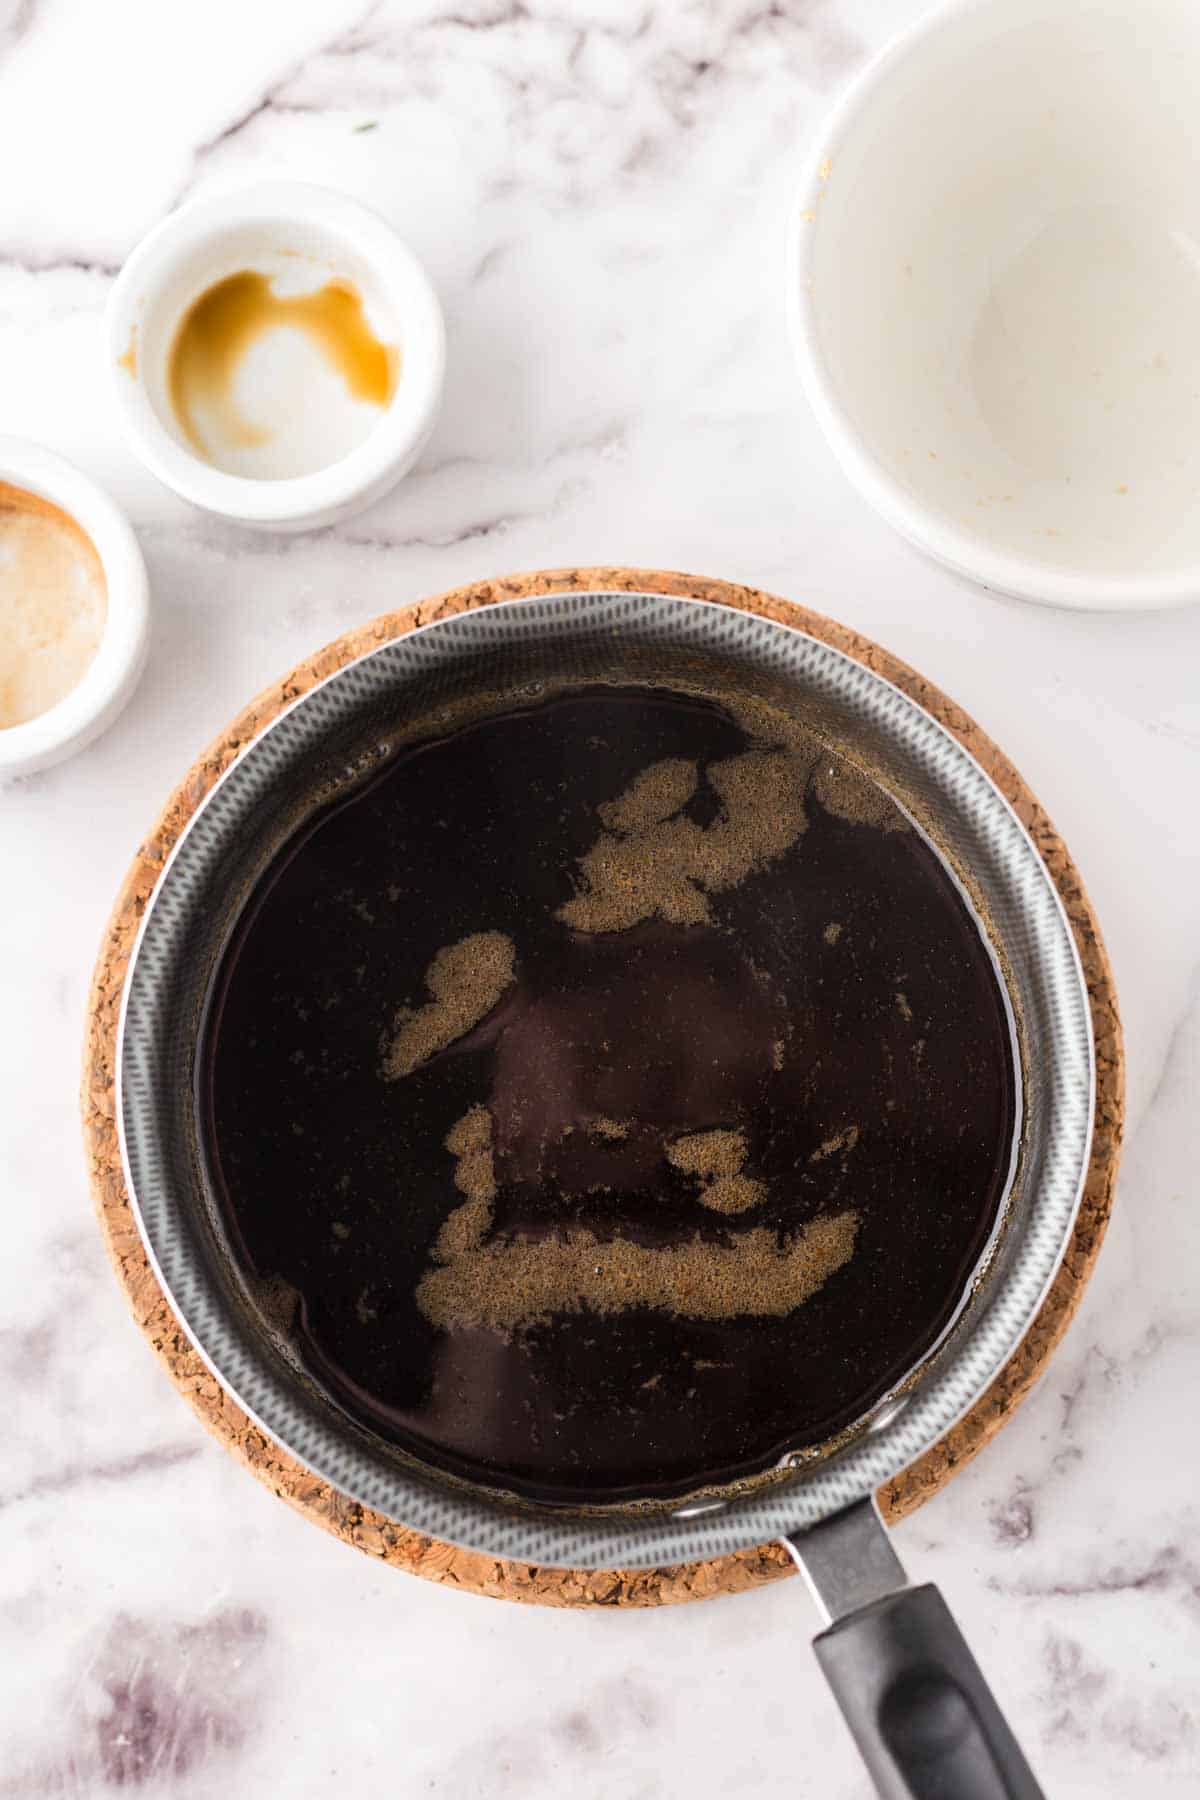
left=108, top=182, right=446, bottom=532
left=0, top=439, right=150, bottom=780
left=788, top=0, right=1200, bottom=612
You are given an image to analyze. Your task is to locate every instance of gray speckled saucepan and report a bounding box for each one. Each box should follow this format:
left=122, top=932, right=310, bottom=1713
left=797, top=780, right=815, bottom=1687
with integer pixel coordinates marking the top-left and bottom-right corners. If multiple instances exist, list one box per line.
left=117, top=592, right=1092, bottom=1799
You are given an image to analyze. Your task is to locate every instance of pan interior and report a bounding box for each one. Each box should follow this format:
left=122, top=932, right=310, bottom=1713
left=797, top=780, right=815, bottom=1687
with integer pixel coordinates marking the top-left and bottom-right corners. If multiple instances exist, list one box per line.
left=198, top=675, right=1019, bottom=1506
left=118, top=593, right=1091, bottom=1567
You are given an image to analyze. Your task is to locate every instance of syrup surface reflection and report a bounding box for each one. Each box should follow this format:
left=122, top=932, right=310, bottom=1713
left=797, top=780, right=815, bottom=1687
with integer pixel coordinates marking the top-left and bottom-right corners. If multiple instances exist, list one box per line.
left=203, top=686, right=1017, bottom=1500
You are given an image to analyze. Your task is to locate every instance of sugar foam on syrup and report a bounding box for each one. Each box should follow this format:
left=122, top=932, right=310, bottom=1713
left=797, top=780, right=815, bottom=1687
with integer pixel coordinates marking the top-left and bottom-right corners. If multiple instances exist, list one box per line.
left=0, top=483, right=107, bottom=730
left=167, top=266, right=400, bottom=480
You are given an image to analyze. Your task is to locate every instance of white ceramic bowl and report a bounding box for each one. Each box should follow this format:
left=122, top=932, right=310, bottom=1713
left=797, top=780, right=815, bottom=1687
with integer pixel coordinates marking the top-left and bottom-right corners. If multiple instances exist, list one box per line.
left=789, top=0, right=1200, bottom=611
left=108, top=182, right=446, bottom=532
left=0, top=439, right=149, bottom=779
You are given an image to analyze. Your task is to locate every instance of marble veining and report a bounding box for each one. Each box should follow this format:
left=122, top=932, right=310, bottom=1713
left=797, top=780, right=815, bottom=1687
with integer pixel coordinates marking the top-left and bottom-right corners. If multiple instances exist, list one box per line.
left=3, top=1609, right=269, bottom=1796
left=1, top=0, right=1198, bottom=1794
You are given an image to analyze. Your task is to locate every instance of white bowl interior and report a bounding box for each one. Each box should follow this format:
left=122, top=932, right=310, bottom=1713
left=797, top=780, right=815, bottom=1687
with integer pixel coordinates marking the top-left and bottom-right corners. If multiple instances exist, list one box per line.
left=806, top=0, right=1200, bottom=588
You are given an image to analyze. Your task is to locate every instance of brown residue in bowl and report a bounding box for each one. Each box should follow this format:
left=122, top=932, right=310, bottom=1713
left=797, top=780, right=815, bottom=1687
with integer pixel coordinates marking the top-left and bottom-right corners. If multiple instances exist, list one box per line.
left=168, top=270, right=399, bottom=460
left=0, top=482, right=108, bottom=729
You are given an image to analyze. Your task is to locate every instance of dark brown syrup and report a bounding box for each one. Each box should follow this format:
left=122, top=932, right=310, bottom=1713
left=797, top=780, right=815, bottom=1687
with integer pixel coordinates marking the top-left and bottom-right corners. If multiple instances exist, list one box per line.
left=201, top=685, right=1017, bottom=1501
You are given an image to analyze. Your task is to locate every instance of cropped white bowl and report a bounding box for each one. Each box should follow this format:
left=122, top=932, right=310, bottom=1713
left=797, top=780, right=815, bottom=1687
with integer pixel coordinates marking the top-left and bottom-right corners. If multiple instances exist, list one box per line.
left=789, top=0, right=1200, bottom=611
left=108, top=182, right=445, bottom=533
left=0, top=439, right=149, bottom=779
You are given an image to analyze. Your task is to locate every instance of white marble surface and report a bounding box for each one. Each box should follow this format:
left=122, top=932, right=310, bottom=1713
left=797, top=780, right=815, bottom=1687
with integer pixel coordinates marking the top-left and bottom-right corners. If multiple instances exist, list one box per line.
left=2, top=1, right=1198, bottom=1794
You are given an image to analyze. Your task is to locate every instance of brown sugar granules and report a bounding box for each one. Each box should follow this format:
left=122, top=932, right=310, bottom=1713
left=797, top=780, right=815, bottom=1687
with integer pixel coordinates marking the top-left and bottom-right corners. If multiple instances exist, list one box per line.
left=597, top=757, right=698, bottom=832
left=703, top=753, right=810, bottom=880
left=809, top=1124, right=860, bottom=1163
left=415, top=1210, right=860, bottom=1331
left=701, top=1175, right=768, bottom=1216
left=699, top=1176, right=766, bottom=1215
left=667, top=1128, right=748, bottom=1179
left=666, top=1127, right=767, bottom=1215
left=722, top=694, right=907, bottom=832
left=591, top=1117, right=629, bottom=1140
left=559, top=812, right=713, bottom=931
left=381, top=931, right=515, bottom=1079
left=433, top=1106, right=497, bottom=1260
left=812, top=757, right=905, bottom=830
left=557, top=749, right=812, bottom=934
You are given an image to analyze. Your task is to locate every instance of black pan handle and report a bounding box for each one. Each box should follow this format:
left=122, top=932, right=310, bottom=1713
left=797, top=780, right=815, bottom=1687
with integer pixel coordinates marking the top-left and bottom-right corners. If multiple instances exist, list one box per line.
left=814, top=1583, right=1044, bottom=1800
left=784, top=1501, right=1045, bottom=1800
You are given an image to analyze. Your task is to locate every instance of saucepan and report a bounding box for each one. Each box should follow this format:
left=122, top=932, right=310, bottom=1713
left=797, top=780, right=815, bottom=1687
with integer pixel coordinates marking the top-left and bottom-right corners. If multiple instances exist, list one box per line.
left=117, top=591, right=1094, bottom=1799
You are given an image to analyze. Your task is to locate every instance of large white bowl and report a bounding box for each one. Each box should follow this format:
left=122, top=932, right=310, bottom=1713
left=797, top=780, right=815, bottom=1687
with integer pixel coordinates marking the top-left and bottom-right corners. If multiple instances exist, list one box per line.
left=789, top=0, right=1200, bottom=612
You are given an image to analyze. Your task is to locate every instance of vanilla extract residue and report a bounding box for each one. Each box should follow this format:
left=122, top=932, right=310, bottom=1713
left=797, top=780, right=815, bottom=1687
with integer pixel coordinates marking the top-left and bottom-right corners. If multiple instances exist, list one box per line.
left=168, top=269, right=399, bottom=474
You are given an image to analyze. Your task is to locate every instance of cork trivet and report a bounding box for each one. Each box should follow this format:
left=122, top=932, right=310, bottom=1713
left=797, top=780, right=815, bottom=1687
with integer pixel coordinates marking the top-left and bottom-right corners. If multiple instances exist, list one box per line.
left=82, top=568, right=1123, bottom=1608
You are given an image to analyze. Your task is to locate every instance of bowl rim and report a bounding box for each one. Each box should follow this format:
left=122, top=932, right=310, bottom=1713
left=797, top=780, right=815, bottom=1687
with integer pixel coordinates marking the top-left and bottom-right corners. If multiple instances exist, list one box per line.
left=115, top=589, right=1096, bottom=1569
left=106, top=180, right=446, bottom=529
left=786, top=0, right=1200, bottom=614
left=0, top=438, right=149, bottom=777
